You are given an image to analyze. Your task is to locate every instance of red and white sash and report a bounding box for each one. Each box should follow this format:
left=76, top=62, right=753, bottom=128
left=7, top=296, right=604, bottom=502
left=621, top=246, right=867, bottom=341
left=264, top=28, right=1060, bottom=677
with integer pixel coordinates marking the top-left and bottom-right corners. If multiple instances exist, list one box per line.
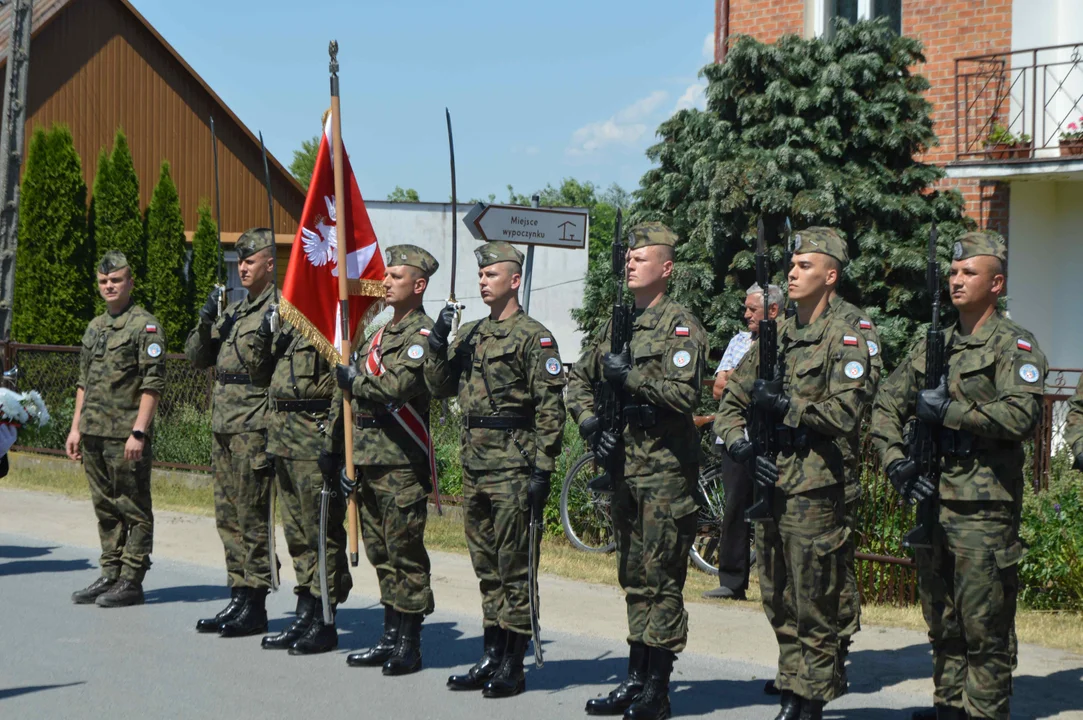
left=366, top=325, right=441, bottom=512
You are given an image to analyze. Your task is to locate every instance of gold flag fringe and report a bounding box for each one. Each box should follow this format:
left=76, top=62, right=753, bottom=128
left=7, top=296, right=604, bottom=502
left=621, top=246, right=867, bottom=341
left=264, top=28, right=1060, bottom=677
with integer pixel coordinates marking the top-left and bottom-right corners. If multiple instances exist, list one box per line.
left=279, top=297, right=386, bottom=366
left=350, top=278, right=386, bottom=298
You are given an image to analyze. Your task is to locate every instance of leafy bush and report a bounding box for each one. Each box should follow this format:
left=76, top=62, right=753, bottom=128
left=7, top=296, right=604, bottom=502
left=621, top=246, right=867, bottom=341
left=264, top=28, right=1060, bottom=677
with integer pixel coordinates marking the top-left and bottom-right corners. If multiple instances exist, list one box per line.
left=1019, top=450, right=1083, bottom=610
left=154, top=405, right=212, bottom=466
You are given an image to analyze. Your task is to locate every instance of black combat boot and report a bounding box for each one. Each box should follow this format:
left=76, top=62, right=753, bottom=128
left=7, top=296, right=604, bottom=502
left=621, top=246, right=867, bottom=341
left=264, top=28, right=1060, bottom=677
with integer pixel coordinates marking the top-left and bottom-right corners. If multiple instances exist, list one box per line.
left=774, top=690, right=801, bottom=720
left=482, top=631, right=530, bottom=698
left=447, top=626, right=506, bottom=690
left=289, top=607, right=338, bottom=655
left=197, top=587, right=246, bottom=633
left=936, top=706, right=968, bottom=720
left=798, top=697, right=823, bottom=720
left=72, top=576, right=116, bottom=605
left=219, top=588, right=268, bottom=637
left=262, top=591, right=316, bottom=649
left=382, top=612, right=423, bottom=675
left=623, top=647, right=674, bottom=720
left=95, top=578, right=144, bottom=608
left=585, top=642, right=648, bottom=715
left=347, top=605, right=400, bottom=667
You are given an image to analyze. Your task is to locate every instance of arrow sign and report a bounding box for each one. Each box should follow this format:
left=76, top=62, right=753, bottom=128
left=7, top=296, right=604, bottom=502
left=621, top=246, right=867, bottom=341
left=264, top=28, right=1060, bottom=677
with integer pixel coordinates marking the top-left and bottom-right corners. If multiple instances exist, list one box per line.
left=464, top=203, right=590, bottom=249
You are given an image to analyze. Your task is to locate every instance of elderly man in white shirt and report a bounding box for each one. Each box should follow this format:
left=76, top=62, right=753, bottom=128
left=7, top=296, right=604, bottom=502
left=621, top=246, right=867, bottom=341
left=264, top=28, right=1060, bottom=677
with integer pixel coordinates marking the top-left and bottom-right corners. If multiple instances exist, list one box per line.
left=704, top=282, right=782, bottom=600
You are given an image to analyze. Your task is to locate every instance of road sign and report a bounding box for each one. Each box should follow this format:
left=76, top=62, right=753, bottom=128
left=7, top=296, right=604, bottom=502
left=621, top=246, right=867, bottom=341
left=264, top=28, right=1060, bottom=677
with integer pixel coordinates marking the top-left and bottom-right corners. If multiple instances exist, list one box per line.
left=463, top=203, right=589, bottom=249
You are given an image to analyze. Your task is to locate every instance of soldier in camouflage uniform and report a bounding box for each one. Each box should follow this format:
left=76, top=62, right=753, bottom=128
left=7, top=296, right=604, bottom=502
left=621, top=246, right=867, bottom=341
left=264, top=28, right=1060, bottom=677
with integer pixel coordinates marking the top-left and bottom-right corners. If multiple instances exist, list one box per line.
left=568, top=223, right=707, bottom=720
left=333, top=245, right=439, bottom=676
left=871, top=232, right=1046, bottom=720
left=426, top=241, right=566, bottom=699
left=185, top=228, right=277, bottom=637
left=248, top=304, right=351, bottom=655
left=716, top=228, right=870, bottom=720
left=1065, top=377, right=1083, bottom=471
left=67, top=251, right=165, bottom=608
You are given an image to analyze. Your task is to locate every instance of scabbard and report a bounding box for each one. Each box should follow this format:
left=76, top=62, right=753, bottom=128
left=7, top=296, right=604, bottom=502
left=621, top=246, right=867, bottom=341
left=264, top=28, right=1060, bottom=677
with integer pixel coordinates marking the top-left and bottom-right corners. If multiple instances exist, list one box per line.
left=268, top=479, right=279, bottom=591
left=527, top=508, right=544, bottom=668
left=317, top=484, right=333, bottom=624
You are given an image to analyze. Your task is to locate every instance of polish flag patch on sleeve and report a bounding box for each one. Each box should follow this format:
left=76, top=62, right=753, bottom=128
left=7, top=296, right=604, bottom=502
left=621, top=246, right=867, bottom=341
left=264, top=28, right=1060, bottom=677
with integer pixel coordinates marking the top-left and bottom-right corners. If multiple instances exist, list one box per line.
left=843, top=335, right=859, bottom=346
left=419, top=328, right=431, bottom=337
left=675, top=326, right=690, bottom=337
left=859, top=319, right=872, bottom=330
left=144, top=324, right=158, bottom=333
left=540, top=337, right=553, bottom=348
left=1017, top=338, right=1032, bottom=352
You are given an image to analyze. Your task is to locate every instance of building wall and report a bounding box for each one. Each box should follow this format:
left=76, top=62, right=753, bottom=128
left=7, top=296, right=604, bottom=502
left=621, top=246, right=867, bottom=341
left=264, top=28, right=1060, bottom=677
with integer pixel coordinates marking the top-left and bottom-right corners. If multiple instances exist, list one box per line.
left=727, top=0, right=804, bottom=42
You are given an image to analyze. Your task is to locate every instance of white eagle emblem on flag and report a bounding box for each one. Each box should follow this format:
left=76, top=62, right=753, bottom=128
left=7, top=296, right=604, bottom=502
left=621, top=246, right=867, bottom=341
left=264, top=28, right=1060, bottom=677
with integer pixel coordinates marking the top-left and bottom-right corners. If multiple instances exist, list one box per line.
left=301, top=195, right=339, bottom=273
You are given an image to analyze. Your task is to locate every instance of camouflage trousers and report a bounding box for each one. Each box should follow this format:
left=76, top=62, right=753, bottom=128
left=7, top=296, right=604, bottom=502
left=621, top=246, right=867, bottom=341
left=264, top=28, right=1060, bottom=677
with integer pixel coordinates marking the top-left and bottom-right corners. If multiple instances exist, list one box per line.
left=211, top=431, right=273, bottom=589
left=275, top=456, right=352, bottom=605
left=838, top=499, right=861, bottom=641
left=612, top=468, right=699, bottom=654
left=757, top=484, right=848, bottom=702
left=358, top=464, right=433, bottom=615
left=82, top=435, right=153, bottom=583
left=916, top=500, right=1023, bottom=720
left=462, top=466, right=530, bottom=636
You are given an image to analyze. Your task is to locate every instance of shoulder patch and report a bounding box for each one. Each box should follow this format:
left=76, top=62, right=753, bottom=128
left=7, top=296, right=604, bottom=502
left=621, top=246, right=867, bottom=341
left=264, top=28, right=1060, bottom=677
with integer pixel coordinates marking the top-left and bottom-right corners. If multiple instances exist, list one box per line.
left=843, top=335, right=858, bottom=347
left=867, top=340, right=879, bottom=357
left=407, top=344, right=425, bottom=360
left=540, top=336, right=553, bottom=348
left=673, top=350, right=692, bottom=368
left=844, top=361, right=865, bottom=379
left=675, top=326, right=690, bottom=337
left=1018, top=363, right=1040, bottom=384
left=545, top=357, right=562, bottom=376
left=144, top=323, right=158, bottom=333
left=146, top=342, right=163, bottom=358
left=419, top=328, right=431, bottom=337
left=1017, top=338, right=1032, bottom=352
left=859, top=319, right=872, bottom=330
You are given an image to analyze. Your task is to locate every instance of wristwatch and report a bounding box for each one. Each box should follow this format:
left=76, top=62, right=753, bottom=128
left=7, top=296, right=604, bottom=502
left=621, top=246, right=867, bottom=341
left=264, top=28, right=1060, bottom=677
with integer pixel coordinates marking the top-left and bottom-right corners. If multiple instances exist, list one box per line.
left=131, top=429, right=146, bottom=441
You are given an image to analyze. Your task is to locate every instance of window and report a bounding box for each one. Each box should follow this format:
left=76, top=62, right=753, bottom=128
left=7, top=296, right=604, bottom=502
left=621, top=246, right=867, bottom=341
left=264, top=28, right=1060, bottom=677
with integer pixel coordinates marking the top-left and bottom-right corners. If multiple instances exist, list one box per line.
left=223, top=251, right=245, bottom=304
left=813, top=0, right=902, bottom=38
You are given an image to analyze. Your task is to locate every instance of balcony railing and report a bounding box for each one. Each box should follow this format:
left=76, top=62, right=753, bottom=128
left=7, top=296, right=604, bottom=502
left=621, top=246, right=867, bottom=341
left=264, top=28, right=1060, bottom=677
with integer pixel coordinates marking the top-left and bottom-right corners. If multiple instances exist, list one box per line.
left=954, top=43, right=1083, bottom=163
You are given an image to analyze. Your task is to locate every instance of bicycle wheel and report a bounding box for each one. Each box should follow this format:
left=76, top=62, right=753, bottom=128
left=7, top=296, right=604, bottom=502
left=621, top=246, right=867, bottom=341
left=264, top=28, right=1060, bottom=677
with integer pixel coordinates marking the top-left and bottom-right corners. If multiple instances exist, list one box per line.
left=689, top=461, right=725, bottom=575
left=560, top=451, right=617, bottom=553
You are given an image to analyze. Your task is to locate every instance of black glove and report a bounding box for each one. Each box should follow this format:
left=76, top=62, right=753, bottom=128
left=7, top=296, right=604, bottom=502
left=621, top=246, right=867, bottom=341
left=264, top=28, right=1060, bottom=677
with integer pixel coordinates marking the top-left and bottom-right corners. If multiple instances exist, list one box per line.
left=886, top=458, right=936, bottom=504
left=753, top=454, right=779, bottom=487
left=595, top=430, right=619, bottom=462
left=336, top=363, right=358, bottom=391
left=1075, top=453, right=1083, bottom=473
left=917, top=375, right=951, bottom=426
left=578, top=416, right=601, bottom=445
left=429, top=303, right=459, bottom=352
left=602, top=343, right=632, bottom=386
left=339, top=465, right=357, bottom=496
left=257, top=308, right=275, bottom=339
left=727, top=437, right=754, bottom=464
left=527, top=469, right=552, bottom=519
left=753, top=378, right=790, bottom=419
left=317, top=450, right=341, bottom=481
left=200, top=286, right=225, bottom=324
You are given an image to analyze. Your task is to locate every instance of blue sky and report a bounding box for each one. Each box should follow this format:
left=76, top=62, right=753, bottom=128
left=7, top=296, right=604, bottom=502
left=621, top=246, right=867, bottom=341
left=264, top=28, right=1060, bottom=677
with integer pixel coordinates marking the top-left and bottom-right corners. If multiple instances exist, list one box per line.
left=130, top=0, right=714, bottom=203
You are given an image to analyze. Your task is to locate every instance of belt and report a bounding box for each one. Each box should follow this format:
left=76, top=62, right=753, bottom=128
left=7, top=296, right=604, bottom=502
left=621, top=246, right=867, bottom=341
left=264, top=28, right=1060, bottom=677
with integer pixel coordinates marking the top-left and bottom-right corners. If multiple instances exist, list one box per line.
left=217, top=373, right=250, bottom=385
left=464, top=415, right=532, bottom=430
left=355, top=415, right=393, bottom=429
left=272, top=398, right=331, bottom=413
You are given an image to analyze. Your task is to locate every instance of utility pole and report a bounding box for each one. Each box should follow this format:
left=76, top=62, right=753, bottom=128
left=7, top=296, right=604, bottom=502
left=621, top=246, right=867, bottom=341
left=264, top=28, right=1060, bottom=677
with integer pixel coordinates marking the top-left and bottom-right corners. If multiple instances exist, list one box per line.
left=0, top=0, right=33, bottom=347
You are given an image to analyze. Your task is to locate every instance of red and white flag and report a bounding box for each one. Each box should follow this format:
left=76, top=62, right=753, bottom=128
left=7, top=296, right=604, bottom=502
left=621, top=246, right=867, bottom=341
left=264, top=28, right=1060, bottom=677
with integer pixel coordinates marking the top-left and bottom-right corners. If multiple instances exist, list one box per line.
left=280, top=115, right=386, bottom=363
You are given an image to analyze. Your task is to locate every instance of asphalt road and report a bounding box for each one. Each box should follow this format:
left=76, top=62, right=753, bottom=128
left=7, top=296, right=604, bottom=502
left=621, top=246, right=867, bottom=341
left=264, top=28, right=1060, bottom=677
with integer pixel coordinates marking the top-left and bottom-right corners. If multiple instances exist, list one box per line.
left=0, top=532, right=945, bottom=720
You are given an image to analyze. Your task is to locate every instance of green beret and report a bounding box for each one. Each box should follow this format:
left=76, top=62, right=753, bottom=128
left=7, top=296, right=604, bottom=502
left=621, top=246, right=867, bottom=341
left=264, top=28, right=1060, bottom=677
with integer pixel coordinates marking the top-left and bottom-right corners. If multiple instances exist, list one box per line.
left=235, top=227, right=275, bottom=260
left=627, top=222, right=678, bottom=249
left=792, top=226, right=849, bottom=265
left=385, top=244, right=439, bottom=277
left=97, top=251, right=129, bottom=275
left=474, top=241, right=524, bottom=268
left=952, top=231, right=1007, bottom=263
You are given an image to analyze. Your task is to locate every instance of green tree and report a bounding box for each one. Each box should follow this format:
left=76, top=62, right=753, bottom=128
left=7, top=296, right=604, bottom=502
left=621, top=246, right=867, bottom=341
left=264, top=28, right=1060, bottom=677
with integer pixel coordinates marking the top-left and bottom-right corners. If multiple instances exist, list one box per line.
left=191, top=201, right=220, bottom=310
left=633, top=20, right=971, bottom=368
left=387, top=186, right=420, bottom=202
left=290, top=135, right=320, bottom=191
left=94, top=129, right=146, bottom=305
left=13, top=125, right=95, bottom=344
left=145, top=161, right=189, bottom=351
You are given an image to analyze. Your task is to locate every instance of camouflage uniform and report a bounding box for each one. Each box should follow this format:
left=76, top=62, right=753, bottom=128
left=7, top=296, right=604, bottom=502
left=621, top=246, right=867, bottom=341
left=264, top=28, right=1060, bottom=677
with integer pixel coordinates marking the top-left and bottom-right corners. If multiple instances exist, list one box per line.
left=870, top=233, right=1045, bottom=719
left=249, top=320, right=351, bottom=605
left=77, top=265, right=166, bottom=584
left=825, top=293, right=884, bottom=644
left=715, top=229, right=870, bottom=703
left=426, top=243, right=566, bottom=637
left=1065, top=376, right=1083, bottom=462
left=185, top=234, right=275, bottom=590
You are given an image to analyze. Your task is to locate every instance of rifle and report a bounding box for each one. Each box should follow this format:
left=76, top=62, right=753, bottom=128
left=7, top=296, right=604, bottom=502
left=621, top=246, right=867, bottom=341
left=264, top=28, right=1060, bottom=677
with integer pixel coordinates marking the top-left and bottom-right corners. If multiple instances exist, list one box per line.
left=209, top=116, right=227, bottom=317
left=746, top=217, right=782, bottom=522
left=783, top=217, right=796, bottom=318
left=903, top=223, right=944, bottom=550
left=589, top=209, right=633, bottom=492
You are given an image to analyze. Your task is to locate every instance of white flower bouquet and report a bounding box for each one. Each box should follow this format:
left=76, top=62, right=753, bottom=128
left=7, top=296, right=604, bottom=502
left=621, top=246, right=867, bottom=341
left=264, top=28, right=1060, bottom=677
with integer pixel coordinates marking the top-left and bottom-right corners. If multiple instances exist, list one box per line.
left=0, top=388, right=50, bottom=427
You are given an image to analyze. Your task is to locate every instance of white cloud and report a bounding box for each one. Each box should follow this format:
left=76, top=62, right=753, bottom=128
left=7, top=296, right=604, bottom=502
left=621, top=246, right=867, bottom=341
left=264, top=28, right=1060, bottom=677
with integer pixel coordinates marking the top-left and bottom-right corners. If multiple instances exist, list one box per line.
left=674, top=81, right=707, bottom=112
left=566, top=91, right=668, bottom=157
left=703, top=31, right=715, bottom=61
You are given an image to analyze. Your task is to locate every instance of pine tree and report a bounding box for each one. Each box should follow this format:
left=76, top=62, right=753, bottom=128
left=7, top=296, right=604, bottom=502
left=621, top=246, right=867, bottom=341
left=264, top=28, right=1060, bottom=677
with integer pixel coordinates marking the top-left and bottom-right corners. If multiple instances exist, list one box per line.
left=633, top=20, right=972, bottom=368
left=13, top=125, right=94, bottom=344
left=190, top=201, right=220, bottom=312
left=94, top=129, right=146, bottom=305
left=145, top=161, right=189, bottom=351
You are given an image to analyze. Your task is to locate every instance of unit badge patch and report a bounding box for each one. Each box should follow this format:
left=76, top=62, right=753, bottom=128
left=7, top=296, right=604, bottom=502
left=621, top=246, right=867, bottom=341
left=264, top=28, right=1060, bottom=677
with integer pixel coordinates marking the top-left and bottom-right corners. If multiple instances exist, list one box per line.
left=673, top=350, right=691, bottom=368
left=844, top=361, right=865, bottom=379
left=407, top=344, right=425, bottom=360
left=146, top=343, right=162, bottom=358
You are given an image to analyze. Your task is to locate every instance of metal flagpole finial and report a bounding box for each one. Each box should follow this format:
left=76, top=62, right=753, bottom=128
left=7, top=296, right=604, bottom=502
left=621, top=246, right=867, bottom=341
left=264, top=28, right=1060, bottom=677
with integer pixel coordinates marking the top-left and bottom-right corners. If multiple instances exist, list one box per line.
left=329, top=41, right=339, bottom=74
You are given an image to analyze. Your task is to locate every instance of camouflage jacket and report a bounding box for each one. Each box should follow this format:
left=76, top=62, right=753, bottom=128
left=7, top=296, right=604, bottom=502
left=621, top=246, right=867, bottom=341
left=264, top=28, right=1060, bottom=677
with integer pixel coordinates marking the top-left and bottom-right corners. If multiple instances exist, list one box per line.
left=184, top=284, right=273, bottom=434
left=77, top=302, right=167, bottom=439
left=870, top=312, right=1046, bottom=503
left=567, top=294, right=708, bottom=476
left=328, top=308, right=435, bottom=468
left=248, top=319, right=333, bottom=460
left=1066, top=376, right=1083, bottom=460
left=826, top=295, right=883, bottom=502
left=426, top=309, right=566, bottom=473
left=714, top=311, right=871, bottom=495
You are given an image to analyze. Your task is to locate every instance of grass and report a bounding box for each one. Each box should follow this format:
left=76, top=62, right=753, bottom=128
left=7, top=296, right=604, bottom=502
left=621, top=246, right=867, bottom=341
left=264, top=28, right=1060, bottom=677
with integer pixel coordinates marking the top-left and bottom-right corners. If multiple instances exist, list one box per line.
left=5, top=452, right=1082, bottom=654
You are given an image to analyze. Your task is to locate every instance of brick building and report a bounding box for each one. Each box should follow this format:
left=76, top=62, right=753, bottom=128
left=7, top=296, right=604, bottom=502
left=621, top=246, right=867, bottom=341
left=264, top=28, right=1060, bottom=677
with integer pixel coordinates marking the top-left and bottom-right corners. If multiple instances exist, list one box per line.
left=714, top=0, right=1083, bottom=370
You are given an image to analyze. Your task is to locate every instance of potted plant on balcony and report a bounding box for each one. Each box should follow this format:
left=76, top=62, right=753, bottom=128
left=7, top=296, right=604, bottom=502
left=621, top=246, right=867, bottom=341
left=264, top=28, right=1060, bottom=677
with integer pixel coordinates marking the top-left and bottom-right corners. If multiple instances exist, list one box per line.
left=1059, top=117, right=1083, bottom=157
left=983, top=123, right=1033, bottom=160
